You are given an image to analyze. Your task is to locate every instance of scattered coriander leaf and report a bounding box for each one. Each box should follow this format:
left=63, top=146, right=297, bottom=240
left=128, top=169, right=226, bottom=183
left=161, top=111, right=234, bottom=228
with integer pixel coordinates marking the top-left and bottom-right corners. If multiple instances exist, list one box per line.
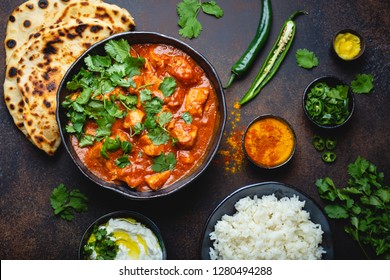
left=68, top=189, right=89, bottom=212
left=177, top=0, right=223, bottom=39
left=296, top=48, right=319, bottom=69
left=351, top=74, right=374, bottom=94
left=50, top=184, right=68, bottom=214
left=201, top=0, right=224, bottom=18
left=179, top=16, right=202, bottom=39
left=50, top=184, right=88, bottom=221
left=76, top=88, right=93, bottom=105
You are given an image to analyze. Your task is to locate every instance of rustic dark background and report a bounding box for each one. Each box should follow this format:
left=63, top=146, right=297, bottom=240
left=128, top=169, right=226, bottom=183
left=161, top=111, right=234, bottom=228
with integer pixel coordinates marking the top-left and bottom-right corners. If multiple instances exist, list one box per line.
left=1, top=0, right=389, bottom=259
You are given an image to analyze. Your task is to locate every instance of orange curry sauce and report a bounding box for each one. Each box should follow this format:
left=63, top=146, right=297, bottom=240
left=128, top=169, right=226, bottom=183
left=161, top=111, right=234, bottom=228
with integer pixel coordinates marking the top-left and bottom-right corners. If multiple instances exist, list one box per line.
left=72, top=44, right=218, bottom=192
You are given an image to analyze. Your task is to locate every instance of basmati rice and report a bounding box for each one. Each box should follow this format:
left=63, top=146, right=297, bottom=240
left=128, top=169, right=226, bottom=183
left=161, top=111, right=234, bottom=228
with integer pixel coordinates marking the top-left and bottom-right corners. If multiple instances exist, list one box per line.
left=209, top=194, right=325, bottom=260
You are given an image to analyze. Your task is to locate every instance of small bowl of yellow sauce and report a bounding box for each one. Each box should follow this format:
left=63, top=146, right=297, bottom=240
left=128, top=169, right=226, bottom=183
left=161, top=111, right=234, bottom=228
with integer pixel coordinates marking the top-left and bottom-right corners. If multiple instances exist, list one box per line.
left=333, top=29, right=365, bottom=61
left=243, top=115, right=296, bottom=169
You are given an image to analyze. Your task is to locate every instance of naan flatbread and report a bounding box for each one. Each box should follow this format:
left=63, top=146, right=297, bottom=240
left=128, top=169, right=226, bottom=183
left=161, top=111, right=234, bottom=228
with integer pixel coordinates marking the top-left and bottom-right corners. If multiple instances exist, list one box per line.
left=16, top=19, right=115, bottom=155
left=4, top=21, right=79, bottom=138
left=3, top=0, right=136, bottom=155
left=4, top=0, right=103, bottom=63
left=52, top=1, right=135, bottom=33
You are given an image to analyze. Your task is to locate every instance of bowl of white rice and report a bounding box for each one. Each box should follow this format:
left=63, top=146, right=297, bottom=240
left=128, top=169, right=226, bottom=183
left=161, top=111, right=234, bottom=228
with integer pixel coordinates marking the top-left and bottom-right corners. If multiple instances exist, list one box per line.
left=200, top=182, right=333, bottom=260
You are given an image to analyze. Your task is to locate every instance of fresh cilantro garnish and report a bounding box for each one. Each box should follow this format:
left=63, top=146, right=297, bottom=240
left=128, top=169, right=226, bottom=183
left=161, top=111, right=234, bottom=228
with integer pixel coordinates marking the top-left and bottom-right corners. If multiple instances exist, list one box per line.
left=104, top=39, right=131, bottom=63
left=100, top=136, right=122, bottom=159
left=84, top=227, right=119, bottom=260
left=121, top=140, right=133, bottom=154
left=144, top=96, right=164, bottom=117
left=159, top=76, right=177, bottom=97
left=148, top=127, right=171, bottom=145
left=50, top=184, right=88, bottom=221
left=296, top=48, right=319, bottom=69
left=157, top=111, right=173, bottom=127
left=140, top=89, right=152, bottom=103
left=131, top=123, right=144, bottom=136
left=100, top=136, right=133, bottom=168
left=151, top=152, right=177, bottom=172
left=177, top=0, right=224, bottom=39
left=140, top=94, right=173, bottom=146
left=115, top=155, right=131, bottom=168
left=316, top=156, right=390, bottom=259
left=79, top=134, right=95, bottom=147
left=351, top=74, right=374, bottom=94
left=85, top=54, right=111, bottom=72
left=182, top=112, right=193, bottom=124
left=117, top=94, right=138, bottom=111
left=63, top=39, right=145, bottom=141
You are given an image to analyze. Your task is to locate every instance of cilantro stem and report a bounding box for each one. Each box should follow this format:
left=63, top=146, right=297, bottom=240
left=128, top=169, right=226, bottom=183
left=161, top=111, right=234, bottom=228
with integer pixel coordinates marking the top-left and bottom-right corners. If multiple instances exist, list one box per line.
left=137, top=82, right=155, bottom=90
left=356, top=237, right=371, bottom=260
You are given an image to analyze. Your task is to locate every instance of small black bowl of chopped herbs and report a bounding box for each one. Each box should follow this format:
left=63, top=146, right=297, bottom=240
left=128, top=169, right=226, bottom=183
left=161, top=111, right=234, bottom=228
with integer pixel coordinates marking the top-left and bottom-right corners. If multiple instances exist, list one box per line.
left=303, top=76, right=355, bottom=129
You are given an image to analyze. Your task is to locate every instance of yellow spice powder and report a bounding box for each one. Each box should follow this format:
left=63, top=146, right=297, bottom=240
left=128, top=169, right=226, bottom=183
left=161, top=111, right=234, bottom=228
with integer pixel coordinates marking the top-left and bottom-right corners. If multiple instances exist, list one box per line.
left=218, top=101, right=245, bottom=173
left=244, top=117, right=295, bottom=168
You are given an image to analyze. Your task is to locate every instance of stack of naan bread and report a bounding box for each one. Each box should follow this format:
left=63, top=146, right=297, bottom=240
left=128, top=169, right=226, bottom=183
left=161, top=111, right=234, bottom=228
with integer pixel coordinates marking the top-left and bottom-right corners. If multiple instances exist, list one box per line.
left=3, top=0, right=135, bottom=155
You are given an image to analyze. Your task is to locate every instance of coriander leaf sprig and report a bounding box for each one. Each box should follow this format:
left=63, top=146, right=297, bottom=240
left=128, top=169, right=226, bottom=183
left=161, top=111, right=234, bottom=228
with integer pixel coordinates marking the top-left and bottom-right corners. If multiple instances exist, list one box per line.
left=50, top=184, right=88, bottom=221
left=351, top=73, right=374, bottom=94
left=63, top=39, right=145, bottom=144
left=316, top=156, right=390, bottom=259
left=83, top=227, right=119, bottom=260
left=151, top=152, right=177, bottom=173
left=296, top=48, right=319, bottom=69
left=177, top=0, right=224, bottom=39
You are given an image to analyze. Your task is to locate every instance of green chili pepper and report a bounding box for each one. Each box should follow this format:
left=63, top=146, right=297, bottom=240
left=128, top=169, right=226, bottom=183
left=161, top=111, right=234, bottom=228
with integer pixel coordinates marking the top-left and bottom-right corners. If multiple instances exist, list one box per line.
left=325, top=138, right=337, bottom=150
left=322, top=151, right=336, bottom=163
left=312, top=135, right=325, bottom=151
left=239, top=10, right=307, bottom=105
left=310, top=98, right=324, bottom=116
left=224, top=0, right=272, bottom=89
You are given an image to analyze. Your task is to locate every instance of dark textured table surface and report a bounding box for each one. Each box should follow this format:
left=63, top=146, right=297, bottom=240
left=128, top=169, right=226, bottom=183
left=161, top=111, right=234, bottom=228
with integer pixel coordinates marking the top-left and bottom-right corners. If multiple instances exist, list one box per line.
left=1, top=0, right=389, bottom=260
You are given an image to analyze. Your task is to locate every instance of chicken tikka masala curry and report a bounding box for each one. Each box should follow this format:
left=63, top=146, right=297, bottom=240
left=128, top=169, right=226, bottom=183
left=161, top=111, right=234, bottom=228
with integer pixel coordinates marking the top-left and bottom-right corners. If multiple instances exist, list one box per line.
left=63, top=39, right=218, bottom=192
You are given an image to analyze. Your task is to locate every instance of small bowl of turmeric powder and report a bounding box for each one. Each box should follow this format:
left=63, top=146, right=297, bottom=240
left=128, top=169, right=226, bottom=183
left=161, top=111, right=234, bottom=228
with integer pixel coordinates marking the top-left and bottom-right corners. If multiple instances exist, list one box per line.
left=243, top=115, right=296, bottom=169
left=333, top=29, right=365, bottom=61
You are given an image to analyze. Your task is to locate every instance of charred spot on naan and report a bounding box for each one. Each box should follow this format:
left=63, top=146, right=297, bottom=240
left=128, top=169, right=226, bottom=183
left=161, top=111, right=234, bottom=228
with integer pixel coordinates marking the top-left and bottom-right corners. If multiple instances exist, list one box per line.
left=38, top=0, right=49, bottom=9
left=8, top=67, right=18, bottom=78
